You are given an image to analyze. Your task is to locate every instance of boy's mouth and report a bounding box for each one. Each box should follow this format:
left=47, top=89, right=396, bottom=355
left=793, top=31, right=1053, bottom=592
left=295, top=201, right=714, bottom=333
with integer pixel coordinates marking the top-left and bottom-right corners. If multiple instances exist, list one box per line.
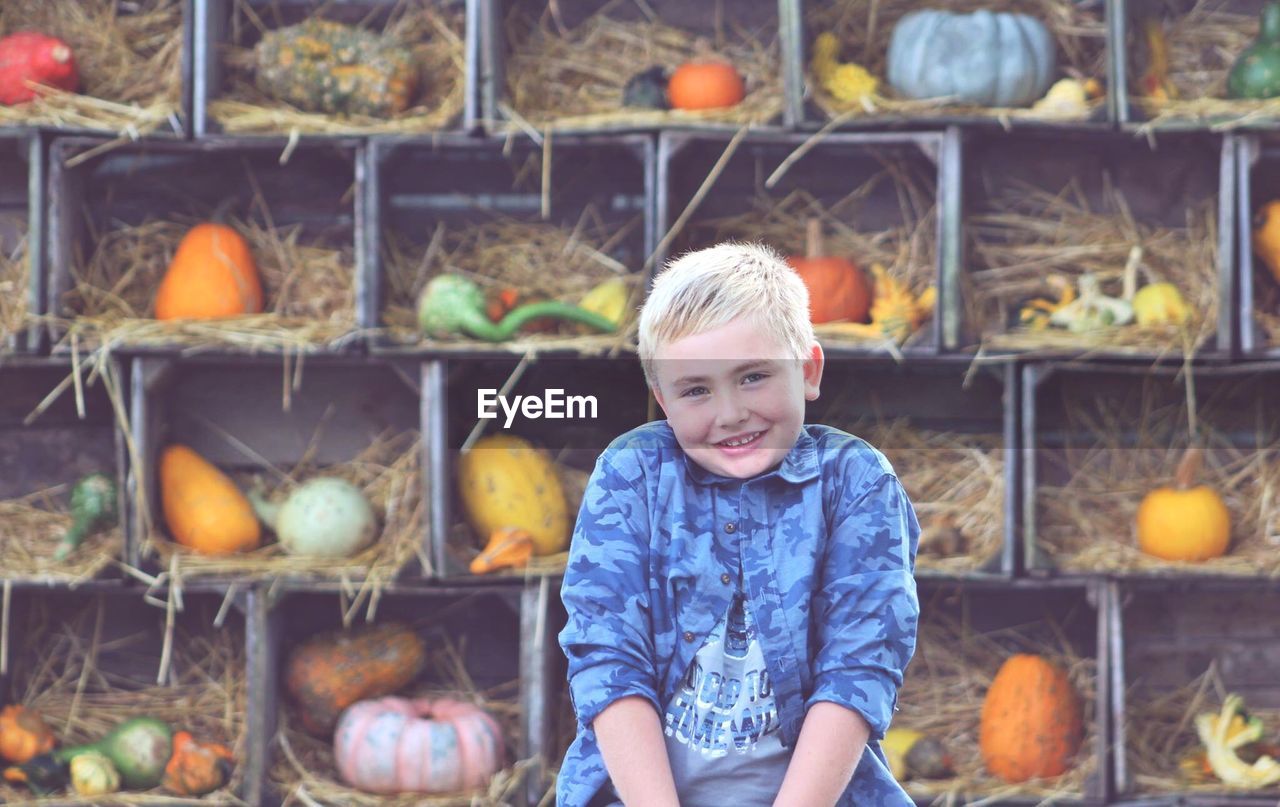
left=714, top=429, right=766, bottom=451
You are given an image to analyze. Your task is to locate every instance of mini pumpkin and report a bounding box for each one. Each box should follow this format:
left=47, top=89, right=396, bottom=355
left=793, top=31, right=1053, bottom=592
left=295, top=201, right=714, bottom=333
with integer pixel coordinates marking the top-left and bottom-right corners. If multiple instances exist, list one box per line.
left=786, top=218, right=871, bottom=324
left=668, top=61, right=745, bottom=110
left=163, top=731, right=233, bottom=796
left=979, top=654, right=1083, bottom=783
left=335, top=696, right=505, bottom=794
left=154, top=223, right=263, bottom=321
left=1137, top=447, right=1231, bottom=562
left=0, top=706, right=56, bottom=764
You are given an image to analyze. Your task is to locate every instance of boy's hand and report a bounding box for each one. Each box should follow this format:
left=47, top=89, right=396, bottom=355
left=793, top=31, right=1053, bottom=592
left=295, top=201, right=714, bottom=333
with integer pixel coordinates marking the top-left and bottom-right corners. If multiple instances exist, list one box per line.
left=772, top=702, right=871, bottom=807
left=594, top=696, right=681, bottom=807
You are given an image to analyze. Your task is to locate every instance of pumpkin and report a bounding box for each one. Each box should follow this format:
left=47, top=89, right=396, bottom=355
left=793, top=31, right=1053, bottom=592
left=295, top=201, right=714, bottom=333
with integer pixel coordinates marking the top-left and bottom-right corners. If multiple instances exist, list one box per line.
left=979, top=654, right=1083, bottom=783
left=668, top=61, right=745, bottom=110
left=1228, top=3, right=1280, bottom=99
left=457, top=435, right=569, bottom=556
left=335, top=697, right=504, bottom=794
left=160, top=445, right=261, bottom=555
left=285, top=623, right=427, bottom=737
left=1252, top=200, right=1280, bottom=287
left=69, top=751, right=119, bottom=796
left=1137, top=447, right=1231, bottom=562
left=0, top=32, right=80, bottom=105
left=154, top=223, right=263, bottom=321
left=886, top=10, right=1056, bottom=107
left=786, top=218, right=871, bottom=324
left=0, top=706, right=56, bottom=764
left=163, top=731, right=233, bottom=796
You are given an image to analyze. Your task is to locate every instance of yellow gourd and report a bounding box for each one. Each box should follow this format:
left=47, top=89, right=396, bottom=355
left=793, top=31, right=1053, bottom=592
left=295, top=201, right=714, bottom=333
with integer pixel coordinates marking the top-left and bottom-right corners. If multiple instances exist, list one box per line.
left=458, top=435, right=569, bottom=556
left=160, top=445, right=261, bottom=555
left=1136, top=447, right=1231, bottom=562
left=1132, top=283, right=1190, bottom=327
left=1253, top=200, right=1280, bottom=287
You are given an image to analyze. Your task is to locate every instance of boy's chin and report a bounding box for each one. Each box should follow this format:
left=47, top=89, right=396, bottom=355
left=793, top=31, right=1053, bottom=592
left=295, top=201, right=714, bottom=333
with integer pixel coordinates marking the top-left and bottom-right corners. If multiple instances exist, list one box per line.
left=688, top=445, right=788, bottom=480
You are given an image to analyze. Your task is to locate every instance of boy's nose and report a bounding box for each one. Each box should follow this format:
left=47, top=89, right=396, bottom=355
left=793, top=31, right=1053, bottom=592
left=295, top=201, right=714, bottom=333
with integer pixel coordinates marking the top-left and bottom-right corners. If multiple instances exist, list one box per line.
left=714, top=391, right=749, bottom=428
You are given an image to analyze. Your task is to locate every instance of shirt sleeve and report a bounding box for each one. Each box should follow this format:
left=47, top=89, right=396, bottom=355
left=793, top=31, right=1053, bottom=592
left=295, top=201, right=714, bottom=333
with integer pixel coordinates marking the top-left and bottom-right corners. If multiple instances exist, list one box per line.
left=805, top=470, right=920, bottom=740
left=558, top=453, right=661, bottom=729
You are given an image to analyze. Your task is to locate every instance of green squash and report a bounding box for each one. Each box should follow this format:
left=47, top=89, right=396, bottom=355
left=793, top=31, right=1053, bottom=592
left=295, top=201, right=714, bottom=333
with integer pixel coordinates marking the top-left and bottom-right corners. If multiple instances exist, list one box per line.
left=886, top=9, right=1056, bottom=107
left=54, top=716, right=173, bottom=790
left=1228, top=2, right=1280, bottom=99
left=54, top=473, right=118, bottom=560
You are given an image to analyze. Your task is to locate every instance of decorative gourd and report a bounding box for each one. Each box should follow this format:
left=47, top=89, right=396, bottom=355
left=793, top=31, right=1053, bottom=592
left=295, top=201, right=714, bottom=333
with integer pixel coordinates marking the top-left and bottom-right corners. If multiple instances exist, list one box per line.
left=886, top=10, right=1056, bottom=107
left=69, top=751, right=119, bottom=797
left=578, top=278, right=631, bottom=329
left=334, top=697, right=504, bottom=794
left=0, top=32, right=80, bottom=105
left=1131, top=282, right=1190, bottom=327
left=160, top=445, right=262, bottom=555
left=979, top=654, right=1083, bottom=783
left=1252, top=200, right=1280, bottom=287
left=284, top=623, right=427, bottom=737
left=0, top=706, right=56, bottom=764
left=786, top=218, right=871, bottom=324
left=1228, top=3, right=1280, bottom=99
left=623, top=66, right=669, bottom=109
left=154, top=223, right=263, bottom=321
left=668, top=62, right=745, bottom=110
left=249, top=477, right=377, bottom=558
left=254, top=19, right=418, bottom=117
left=418, top=275, right=616, bottom=342
left=470, top=528, right=535, bottom=575
left=54, top=473, right=118, bottom=560
left=882, top=728, right=953, bottom=780
left=1137, top=447, right=1231, bottom=562
left=163, top=731, right=233, bottom=796
left=55, top=716, right=174, bottom=790
left=457, top=435, right=569, bottom=556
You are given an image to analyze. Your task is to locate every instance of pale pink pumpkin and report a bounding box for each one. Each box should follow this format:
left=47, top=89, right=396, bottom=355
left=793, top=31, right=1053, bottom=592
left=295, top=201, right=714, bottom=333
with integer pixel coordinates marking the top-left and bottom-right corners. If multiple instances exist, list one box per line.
left=334, top=696, right=505, bottom=794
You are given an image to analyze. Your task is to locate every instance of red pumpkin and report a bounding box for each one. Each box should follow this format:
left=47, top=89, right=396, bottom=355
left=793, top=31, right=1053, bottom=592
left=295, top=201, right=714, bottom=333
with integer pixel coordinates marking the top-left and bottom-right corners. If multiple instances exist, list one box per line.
left=668, top=62, right=745, bottom=110
left=787, top=218, right=871, bottom=324
left=334, top=696, right=504, bottom=794
left=0, top=32, right=80, bottom=105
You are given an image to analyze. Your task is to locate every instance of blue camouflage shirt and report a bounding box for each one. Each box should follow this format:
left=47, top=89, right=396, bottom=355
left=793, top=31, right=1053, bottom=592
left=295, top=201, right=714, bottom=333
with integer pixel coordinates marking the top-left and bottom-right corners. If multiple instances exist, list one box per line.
left=558, top=421, right=920, bottom=806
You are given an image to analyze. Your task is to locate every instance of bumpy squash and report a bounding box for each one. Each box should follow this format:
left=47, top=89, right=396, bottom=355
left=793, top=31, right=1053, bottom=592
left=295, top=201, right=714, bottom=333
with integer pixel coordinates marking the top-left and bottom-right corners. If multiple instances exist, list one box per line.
left=886, top=10, right=1056, bottom=107
left=160, top=445, right=261, bottom=555
left=154, top=223, right=263, bottom=321
left=335, top=697, right=504, bottom=794
left=0, top=706, right=56, bottom=764
left=285, top=623, right=427, bottom=737
left=163, top=731, right=233, bottom=796
left=979, top=654, right=1083, bottom=783
left=457, top=435, right=569, bottom=556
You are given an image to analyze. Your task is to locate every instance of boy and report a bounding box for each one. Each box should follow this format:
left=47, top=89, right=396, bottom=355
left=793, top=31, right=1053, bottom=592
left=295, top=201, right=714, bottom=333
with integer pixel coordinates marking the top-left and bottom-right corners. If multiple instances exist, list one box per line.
left=558, top=242, right=920, bottom=806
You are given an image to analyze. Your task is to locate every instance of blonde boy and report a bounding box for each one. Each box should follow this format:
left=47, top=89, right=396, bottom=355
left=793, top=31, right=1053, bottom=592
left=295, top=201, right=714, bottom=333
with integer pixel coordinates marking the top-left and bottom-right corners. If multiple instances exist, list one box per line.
left=558, top=243, right=920, bottom=806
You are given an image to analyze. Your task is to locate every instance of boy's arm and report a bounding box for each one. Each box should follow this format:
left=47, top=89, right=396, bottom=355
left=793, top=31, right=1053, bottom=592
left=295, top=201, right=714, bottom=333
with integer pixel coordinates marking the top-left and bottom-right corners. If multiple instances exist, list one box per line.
left=773, top=702, right=871, bottom=806
left=594, top=696, right=681, bottom=807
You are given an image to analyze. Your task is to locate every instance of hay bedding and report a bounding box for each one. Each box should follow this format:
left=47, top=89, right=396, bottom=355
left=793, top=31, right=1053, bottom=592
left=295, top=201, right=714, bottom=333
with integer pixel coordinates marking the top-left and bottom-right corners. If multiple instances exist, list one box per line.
left=56, top=204, right=359, bottom=355
left=0, top=597, right=247, bottom=806
left=210, top=0, right=467, bottom=135
left=0, top=491, right=123, bottom=585
left=501, top=3, right=784, bottom=132
left=896, top=597, right=1099, bottom=802
left=1034, top=380, right=1280, bottom=576
left=1, top=222, right=28, bottom=349
left=806, top=0, right=1107, bottom=124
left=1255, top=263, right=1280, bottom=349
left=0, top=0, right=182, bottom=136
left=967, top=179, right=1217, bottom=357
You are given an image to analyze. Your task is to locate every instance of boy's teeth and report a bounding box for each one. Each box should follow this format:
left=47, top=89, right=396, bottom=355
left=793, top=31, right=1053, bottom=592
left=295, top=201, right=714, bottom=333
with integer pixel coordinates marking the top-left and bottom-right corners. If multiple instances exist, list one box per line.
left=721, top=431, right=760, bottom=447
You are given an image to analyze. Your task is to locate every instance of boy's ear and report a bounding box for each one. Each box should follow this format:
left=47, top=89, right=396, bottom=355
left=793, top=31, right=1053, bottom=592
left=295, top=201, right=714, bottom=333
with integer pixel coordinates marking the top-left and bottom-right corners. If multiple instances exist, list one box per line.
left=803, top=342, right=824, bottom=401
left=651, top=384, right=669, bottom=417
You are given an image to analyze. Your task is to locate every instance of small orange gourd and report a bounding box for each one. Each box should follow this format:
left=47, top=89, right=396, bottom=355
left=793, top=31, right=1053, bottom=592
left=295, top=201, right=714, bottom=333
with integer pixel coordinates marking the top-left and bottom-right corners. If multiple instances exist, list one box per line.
left=159, top=445, right=261, bottom=555
left=787, top=219, right=872, bottom=324
left=979, top=654, right=1082, bottom=783
left=154, top=223, right=263, bottom=321
left=1136, top=447, right=1231, bottom=562
left=668, top=61, right=745, bottom=110
left=470, top=527, right=535, bottom=574
left=163, top=731, right=233, bottom=796
left=0, top=706, right=56, bottom=764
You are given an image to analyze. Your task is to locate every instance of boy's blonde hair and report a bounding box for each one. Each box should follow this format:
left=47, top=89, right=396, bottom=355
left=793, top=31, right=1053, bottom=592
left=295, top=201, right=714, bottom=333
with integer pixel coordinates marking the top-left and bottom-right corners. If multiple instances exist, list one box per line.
left=638, top=242, right=815, bottom=388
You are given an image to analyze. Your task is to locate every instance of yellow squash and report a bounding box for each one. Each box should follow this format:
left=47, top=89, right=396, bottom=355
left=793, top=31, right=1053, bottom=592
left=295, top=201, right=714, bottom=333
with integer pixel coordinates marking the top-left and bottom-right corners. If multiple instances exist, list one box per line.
left=1253, top=200, right=1280, bottom=286
left=458, top=435, right=569, bottom=556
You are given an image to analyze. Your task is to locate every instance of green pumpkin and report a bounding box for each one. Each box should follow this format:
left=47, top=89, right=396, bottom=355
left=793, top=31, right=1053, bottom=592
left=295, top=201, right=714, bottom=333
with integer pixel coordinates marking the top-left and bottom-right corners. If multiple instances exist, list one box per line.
left=1228, top=2, right=1280, bottom=99
left=886, top=9, right=1056, bottom=107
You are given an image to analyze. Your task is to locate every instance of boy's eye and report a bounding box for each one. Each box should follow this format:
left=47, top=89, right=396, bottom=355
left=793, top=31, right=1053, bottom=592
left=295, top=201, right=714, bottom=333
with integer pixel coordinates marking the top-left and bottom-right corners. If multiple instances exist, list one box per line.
left=742, top=372, right=768, bottom=384
left=680, top=386, right=709, bottom=398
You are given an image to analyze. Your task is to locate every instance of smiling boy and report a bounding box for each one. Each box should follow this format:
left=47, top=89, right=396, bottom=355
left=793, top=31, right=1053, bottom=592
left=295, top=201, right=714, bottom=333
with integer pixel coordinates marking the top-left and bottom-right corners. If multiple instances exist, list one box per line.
left=558, top=242, right=921, bottom=806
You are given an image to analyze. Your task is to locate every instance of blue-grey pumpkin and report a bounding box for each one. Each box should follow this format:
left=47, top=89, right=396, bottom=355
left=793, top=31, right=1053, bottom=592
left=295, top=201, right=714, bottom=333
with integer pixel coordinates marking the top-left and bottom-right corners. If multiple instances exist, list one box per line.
left=886, top=9, right=1057, bottom=107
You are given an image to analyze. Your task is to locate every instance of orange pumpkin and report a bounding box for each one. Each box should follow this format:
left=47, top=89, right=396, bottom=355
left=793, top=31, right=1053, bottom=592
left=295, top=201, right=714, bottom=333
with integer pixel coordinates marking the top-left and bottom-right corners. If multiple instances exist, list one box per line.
left=0, top=705, right=56, bottom=764
left=160, top=445, right=261, bottom=555
left=787, top=218, right=871, bottom=324
left=284, top=622, right=427, bottom=736
left=1137, top=447, right=1231, bottom=562
left=163, top=731, right=233, bottom=796
left=979, top=654, right=1083, bottom=783
left=668, top=61, right=745, bottom=110
left=154, top=223, right=263, bottom=320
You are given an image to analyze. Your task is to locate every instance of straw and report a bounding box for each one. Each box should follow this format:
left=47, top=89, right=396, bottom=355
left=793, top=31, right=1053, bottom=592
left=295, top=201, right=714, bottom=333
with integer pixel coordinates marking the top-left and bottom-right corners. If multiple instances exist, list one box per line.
left=806, top=0, right=1107, bottom=124
left=967, top=179, right=1217, bottom=357
left=0, top=489, right=123, bottom=585
left=0, top=225, right=27, bottom=348
left=1254, top=264, right=1280, bottom=349
left=210, top=0, right=466, bottom=135
left=502, top=5, right=784, bottom=132
left=0, top=0, right=181, bottom=136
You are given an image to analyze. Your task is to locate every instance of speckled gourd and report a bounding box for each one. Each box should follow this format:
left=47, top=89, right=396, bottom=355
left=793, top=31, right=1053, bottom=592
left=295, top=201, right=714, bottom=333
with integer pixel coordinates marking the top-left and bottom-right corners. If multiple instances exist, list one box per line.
left=457, top=434, right=569, bottom=556
left=249, top=477, right=376, bottom=558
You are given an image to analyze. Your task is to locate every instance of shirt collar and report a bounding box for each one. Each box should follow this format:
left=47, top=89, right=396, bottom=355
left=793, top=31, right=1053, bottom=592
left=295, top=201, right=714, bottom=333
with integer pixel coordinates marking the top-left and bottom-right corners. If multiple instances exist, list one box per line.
left=680, top=427, right=821, bottom=486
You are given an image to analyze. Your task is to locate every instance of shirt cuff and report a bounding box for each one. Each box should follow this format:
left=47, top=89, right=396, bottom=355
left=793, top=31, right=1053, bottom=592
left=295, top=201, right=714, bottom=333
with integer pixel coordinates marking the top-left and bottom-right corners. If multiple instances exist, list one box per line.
left=567, top=651, right=663, bottom=728
left=805, top=669, right=899, bottom=740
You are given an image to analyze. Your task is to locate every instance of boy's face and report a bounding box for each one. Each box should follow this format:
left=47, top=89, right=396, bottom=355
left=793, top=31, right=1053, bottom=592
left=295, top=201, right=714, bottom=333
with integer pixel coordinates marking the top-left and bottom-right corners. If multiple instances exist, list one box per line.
left=651, top=315, right=824, bottom=480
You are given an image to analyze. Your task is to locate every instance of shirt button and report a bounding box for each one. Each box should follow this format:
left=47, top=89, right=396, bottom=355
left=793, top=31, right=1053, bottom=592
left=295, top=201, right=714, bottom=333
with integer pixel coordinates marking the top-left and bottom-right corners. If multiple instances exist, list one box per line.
left=720, top=573, right=731, bottom=585
left=724, top=522, right=736, bottom=534
left=683, top=631, right=695, bottom=642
